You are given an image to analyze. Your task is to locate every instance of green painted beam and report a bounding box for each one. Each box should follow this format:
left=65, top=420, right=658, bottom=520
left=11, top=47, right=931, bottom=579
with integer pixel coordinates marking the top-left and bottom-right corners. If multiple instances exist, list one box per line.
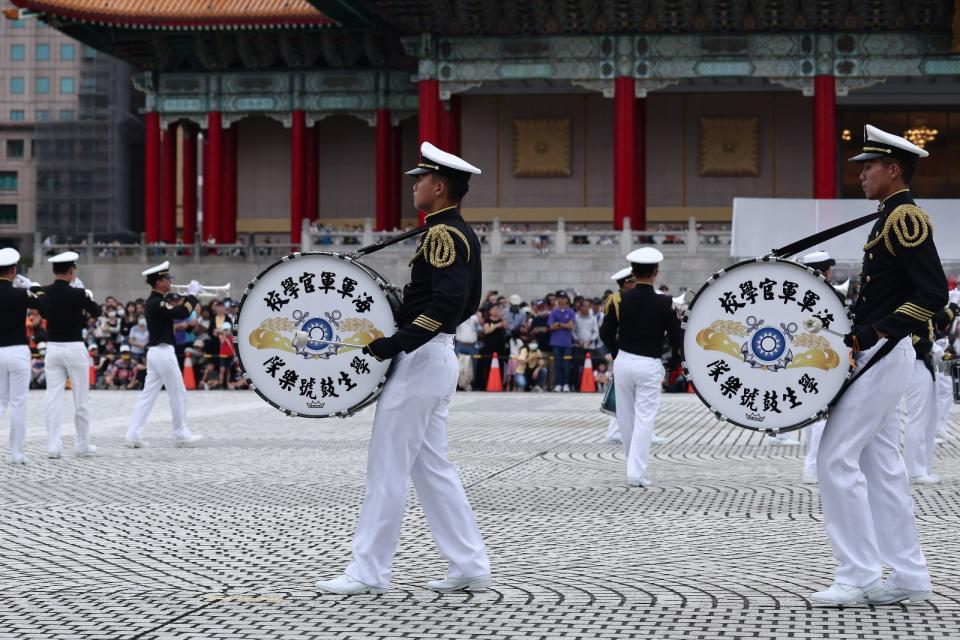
left=307, top=0, right=379, bottom=28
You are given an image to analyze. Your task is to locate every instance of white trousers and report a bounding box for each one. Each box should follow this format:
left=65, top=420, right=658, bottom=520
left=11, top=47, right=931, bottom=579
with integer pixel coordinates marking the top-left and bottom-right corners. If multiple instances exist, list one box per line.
left=45, top=342, right=92, bottom=454
left=935, top=372, right=952, bottom=435
left=605, top=417, right=620, bottom=441
left=0, top=345, right=30, bottom=460
left=126, top=345, right=191, bottom=441
left=803, top=419, right=826, bottom=475
left=902, top=359, right=937, bottom=478
left=346, top=335, right=490, bottom=589
left=817, top=337, right=930, bottom=590
left=613, top=352, right=663, bottom=481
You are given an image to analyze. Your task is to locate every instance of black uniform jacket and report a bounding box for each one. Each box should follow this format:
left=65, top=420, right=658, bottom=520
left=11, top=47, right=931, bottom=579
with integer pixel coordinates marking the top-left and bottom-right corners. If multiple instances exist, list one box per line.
left=851, top=189, right=948, bottom=340
left=144, top=290, right=199, bottom=347
left=599, top=283, right=681, bottom=360
left=41, top=280, right=102, bottom=342
left=0, top=278, right=52, bottom=347
left=391, top=205, right=482, bottom=353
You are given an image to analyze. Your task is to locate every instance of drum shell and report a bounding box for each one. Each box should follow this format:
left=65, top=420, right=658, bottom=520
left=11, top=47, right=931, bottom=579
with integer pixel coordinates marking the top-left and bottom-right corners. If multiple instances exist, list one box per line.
left=600, top=381, right=616, bottom=416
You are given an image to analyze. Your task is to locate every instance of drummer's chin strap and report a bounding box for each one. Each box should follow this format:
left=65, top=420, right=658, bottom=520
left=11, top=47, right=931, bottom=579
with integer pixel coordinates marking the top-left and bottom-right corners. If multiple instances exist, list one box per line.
left=768, top=207, right=894, bottom=411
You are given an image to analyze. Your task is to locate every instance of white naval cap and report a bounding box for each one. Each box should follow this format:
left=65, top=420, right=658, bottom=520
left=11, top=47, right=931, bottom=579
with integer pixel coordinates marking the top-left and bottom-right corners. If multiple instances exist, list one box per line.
left=801, top=250, right=835, bottom=266
left=610, top=267, right=634, bottom=282
left=48, top=251, right=79, bottom=264
left=406, top=142, right=481, bottom=185
left=849, top=124, right=929, bottom=164
left=625, top=247, right=664, bottom=265
left=0, top=247, right=20, bottom=268
left=142, top=260, right=170, bottom=277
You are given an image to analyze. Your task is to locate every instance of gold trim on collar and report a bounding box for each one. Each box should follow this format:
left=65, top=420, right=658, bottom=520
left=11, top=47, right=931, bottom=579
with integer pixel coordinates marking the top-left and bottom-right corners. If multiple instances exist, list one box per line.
left=424, top=204, right=459, bottom=219
left=881, top=188, right=910, bottom=205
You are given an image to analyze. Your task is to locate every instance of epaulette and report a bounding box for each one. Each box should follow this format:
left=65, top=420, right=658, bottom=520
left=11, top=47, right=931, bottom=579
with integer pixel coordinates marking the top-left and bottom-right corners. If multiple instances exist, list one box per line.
left=410, top=224, right=470, bottom=268
left=863, top=204, right=931, bottom=256
left=603, top=292, right=622, bottom=321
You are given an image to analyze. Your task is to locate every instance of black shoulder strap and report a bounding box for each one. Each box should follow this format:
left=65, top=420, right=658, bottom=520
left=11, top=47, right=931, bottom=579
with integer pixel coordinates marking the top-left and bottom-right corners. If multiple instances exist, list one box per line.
left=771, top=210, right=881, bottom=259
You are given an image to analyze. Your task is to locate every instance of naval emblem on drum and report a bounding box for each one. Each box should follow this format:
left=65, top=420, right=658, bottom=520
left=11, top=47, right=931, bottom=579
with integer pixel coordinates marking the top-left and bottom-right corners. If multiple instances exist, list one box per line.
left=682, top=257, right=852, bottom=432
left=235, top=252, right=400, bottom=418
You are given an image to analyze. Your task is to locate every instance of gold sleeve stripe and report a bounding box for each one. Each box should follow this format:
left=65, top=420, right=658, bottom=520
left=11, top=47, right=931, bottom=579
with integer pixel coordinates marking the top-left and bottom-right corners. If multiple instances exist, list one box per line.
left=412, top=317, right=441, bottom=332
left=911, top=334, right=921, bottom=345
left=409, top=224, right=471, bottom=268
left=895, top=306, right=933, bottom=322
left=897, top=302, right=935, bottom=319
left=414, top=314, right=441, bottom=330
left=863, top=204, right=931, bottom=255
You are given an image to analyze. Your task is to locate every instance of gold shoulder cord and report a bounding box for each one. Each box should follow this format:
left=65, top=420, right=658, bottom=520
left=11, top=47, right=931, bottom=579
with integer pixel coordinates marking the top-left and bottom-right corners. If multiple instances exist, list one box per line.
left=409, top=224, right=471, bottom=268
left=603, top=292, right=621, bottom=321
left=863, top=204, right=931, bottom=256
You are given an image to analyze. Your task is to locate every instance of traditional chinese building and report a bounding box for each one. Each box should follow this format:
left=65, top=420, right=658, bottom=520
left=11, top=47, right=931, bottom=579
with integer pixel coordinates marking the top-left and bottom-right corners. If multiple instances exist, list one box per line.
left=10, top=0, right=960, bottom=246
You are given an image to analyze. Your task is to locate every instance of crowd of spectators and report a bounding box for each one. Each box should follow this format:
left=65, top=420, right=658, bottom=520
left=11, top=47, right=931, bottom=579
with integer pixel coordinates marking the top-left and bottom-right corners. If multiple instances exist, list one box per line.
left=25, top=294, right=248, bottom=391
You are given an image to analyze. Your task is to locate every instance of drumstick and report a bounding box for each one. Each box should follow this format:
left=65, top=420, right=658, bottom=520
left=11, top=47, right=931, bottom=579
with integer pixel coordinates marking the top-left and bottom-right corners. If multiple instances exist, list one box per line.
left=802, top=317, right=846, bottom=338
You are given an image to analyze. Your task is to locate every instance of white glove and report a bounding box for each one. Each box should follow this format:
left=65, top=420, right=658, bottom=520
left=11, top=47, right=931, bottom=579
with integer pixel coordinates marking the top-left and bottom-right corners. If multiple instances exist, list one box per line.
left=931, top=341, right=945, bottom=361
left=950, top=289, right=960, bottom=306
left=85, top=289, right=95, bottom=301
left=12, top=274, right=33, bottom=289
left=70, top=277, right=84, bottom=289
left=187, top=279, right=201, bottom=297
left=292, top=331, right=309, bottom=349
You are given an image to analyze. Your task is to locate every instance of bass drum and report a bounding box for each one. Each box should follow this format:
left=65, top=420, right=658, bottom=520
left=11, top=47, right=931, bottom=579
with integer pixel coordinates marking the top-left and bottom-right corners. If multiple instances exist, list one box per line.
left=234, top=252, right=401, bottom=418
left=681, top=257, right=852, bottom=432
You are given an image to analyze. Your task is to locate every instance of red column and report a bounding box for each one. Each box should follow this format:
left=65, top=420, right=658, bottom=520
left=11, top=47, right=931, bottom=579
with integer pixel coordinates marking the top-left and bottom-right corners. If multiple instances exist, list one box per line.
left=375, top=108, right=391, bottom=231
left=447, top=94, right=461, bottom=156
left=636, top=95, right=646, bottom=230
left=160, top=122, right=177, bottom=244
left=220, top=125, right=238, bottom=244
left=305, top=124, right=319, bottom=223
left=389, top=121, right=402, bottom=229
left=144, top=111, right=161, bottom=242
left=613, top=77, right=640, bottom=231
left=203, top=111, right=222, bottom=243
left=290, top=109, right=307, bottom=245
left=181, top=125, right=198, bottom=246
left=813, top=75, right=837, bottom=198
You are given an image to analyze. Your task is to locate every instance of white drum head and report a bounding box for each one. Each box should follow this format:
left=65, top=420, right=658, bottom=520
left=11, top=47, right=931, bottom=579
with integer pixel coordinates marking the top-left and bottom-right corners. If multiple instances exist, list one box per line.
left=682, top=257, right=852, bottom=431
left=235, top=252, right=398, bottom=418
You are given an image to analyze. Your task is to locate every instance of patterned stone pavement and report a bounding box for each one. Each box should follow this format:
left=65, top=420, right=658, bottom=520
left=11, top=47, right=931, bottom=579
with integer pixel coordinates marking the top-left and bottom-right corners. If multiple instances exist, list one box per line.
left=0, top=389, right=957, bottom=639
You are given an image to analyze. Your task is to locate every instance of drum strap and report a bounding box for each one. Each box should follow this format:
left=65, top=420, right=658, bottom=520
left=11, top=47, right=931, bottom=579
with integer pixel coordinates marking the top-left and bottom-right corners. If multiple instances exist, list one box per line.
left=827, top=338, right=897, bottom=408
left=352, top=225, right=428, bottom=257
left=771, top=210, right=881, bottom=259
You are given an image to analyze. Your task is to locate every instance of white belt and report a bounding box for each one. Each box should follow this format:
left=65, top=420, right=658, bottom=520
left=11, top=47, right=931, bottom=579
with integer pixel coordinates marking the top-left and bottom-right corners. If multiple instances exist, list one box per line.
left=429, top=333, right=455, bottom=345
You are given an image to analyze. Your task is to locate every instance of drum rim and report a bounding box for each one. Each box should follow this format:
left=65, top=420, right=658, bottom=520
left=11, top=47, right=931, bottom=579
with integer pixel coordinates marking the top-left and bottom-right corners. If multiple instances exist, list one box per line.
left=234, top=251, right=399, bottom=419
left=679, top=255, right=852, bottom=432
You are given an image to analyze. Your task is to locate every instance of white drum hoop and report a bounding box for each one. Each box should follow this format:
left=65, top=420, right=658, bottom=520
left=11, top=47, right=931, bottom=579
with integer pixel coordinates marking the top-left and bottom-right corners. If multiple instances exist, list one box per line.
left=234, top=251, right=401, bottom=418
left=681, top=256, right=853, bottom=433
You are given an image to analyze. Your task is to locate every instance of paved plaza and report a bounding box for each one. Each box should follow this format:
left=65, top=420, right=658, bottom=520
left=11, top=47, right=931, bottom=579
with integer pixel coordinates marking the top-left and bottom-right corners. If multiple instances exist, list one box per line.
left=0, top=389, right=957, bottom=639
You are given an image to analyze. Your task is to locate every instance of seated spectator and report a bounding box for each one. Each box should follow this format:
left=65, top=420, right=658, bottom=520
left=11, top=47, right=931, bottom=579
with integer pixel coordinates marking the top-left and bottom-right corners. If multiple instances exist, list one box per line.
left=31, top=344, right=46, bottom=389
left=104, top=345, right=139, bottom=390
left=595, top=361, right=611, bottom=392
left=518, top=341, right=548, bottom=392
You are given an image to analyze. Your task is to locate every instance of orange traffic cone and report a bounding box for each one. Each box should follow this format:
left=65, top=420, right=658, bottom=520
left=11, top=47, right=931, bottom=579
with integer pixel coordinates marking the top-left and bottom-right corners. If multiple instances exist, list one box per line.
left=183, top=352, right=197, bottom=390
left=579, top=352, right=596, bottom=393
left=485, top=352, right=503, bottom=392
left=89, top=362, right=96, bottom=386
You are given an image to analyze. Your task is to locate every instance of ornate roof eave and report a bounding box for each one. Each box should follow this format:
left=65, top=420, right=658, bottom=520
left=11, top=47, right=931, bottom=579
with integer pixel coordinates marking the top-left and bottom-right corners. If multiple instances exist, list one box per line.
left=9, top=0, right=340, bottom=31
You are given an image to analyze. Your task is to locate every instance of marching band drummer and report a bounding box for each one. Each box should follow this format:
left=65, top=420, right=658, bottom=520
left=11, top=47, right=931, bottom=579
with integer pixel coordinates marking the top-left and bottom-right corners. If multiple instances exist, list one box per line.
left=125, top=262, right=204, bottom=448
left=41, top=251, right=102, bottom=458
left=0, top=248, right=51, bottom=464
left=603, top=266, right=635, bottom=445
left=316, top=142, right=491, bottom=596
left=798, top=250, right=837, bottom=482
left=599, top=247, right=681, bottom=488
left=810, top=125, right=947, bottom=606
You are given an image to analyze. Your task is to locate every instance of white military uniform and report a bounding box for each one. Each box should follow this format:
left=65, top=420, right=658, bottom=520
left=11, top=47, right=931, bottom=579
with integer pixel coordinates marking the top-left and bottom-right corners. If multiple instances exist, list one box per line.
left=802, top=419, right=826, bottom=479
left=346, top=335, right=490, bottom=588
left=602, top=267, right=633, bottom=445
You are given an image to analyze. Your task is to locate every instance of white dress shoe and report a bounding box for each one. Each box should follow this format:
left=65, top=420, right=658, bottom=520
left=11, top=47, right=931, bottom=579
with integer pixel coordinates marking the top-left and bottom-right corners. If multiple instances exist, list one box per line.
left=604, top=436, right=622, bottom=445
left=802, top=472, right=818, bottom=484
left=76, top=445, right=98, bottom=457
left=173, top=434, right=204, bottom=447
left=425, top=575, right=492, bottom=593
left=810, top=580, right=882, bottom=605
left=651, top=434, right=667, bottom=444
left=315, top=574, right=386, bottom=595
left=9, top=455, right=29, bottom=465
left=866, top=585, right=933, bottom=605
left=47, top=450, right=62, bottom=459
left=766, top=434, right=799, bottom=446
left=910, top=474, right=941, bottom=485
left=125, top=438, right=148, bottom=448
left=627, top=476, right=652, bottom=488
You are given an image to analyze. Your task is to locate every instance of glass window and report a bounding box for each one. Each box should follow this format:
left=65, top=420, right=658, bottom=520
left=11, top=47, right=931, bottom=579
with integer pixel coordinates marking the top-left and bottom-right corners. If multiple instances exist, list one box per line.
left=59, top=109, right=75, bottom=121
left=35, top=43, right=50, bottom=61
left=83, top=46, right=96, bottom=60
left=10, top=44, right=25, bottom=61
left=82, top=76, right=97, bottom=92
left=0, top=171, right=19, bottom=191
left=6, top=140, right=24, bottom=159
left=33, top=140, right=50, bottom=160
left=59, top=77, right=74, bottom=94
left=10, top=19, right=25, bottom=29
left=35, top=77, right=49, bottom=94
left=36, top=109, right=49, bottom=122
left=0, top=204, right=16, bottom=225
left=10, top=77, right=25, bottom=94
left=10, top=110, right=25, bottom=121
left=60, top=44, right=75, bottom=60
